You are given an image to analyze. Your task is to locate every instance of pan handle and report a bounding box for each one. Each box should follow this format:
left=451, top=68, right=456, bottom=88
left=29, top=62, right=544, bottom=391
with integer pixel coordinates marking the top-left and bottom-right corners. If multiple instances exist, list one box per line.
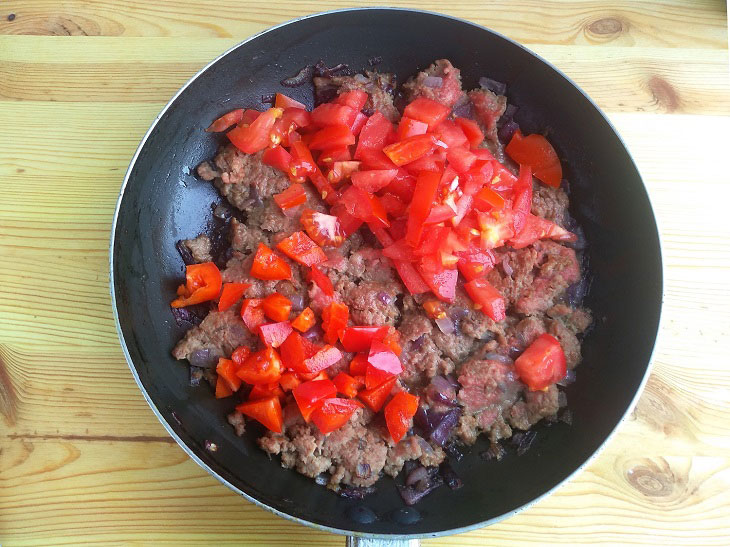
left=346, top=538, right=420, bottom=547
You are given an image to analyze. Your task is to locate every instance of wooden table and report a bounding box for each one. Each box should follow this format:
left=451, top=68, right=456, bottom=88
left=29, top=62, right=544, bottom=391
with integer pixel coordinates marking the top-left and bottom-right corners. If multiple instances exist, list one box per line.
left=1, top=1, right=729, bottom=545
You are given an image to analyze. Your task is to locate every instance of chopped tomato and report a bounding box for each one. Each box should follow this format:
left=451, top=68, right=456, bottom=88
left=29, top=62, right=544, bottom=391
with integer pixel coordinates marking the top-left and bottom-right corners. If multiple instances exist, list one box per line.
left=464, top=277, right=506, bottom=322
left=215, top=376, right=233, bottom=399
left=393, top=260, right=430, bottom=295
left=339, top=326, right=390, bottom=352
left=276, top=231, right=327, bottom=267
left=515, top=333, right=567, bottom=391
left=308, top=264, right=334, bottom=297
left=236, top=396, right=283, bottom=433
left=382, top=327, right=402, bottom=356
left=319, top=147, right=353, bottom=165
left=358, top=148, right=398, bottom=170
left=300, top=209, right=346, bottom=247
left=382, top=134, right=437, bottom=167
left=417, top=260, right=458, bottom=302
left=330, top=202, right=364, bottom=236
left=366, top=341, right=402, bottom=389
left=298, top=370, right=329, bottom=382
left=301, top=345, right=342, bottom=374
left=424, top=203, right=457, bottom=225
left=263, top=145, right=294, bottom=173
left=406, top=170, right=442, bottom=246
left=262, top=293, right=292, bottom=322
left=249, top=381, right=284, bottom=401
left=379, top=193, right=407, bottom=217
left=446, top=147, right=478, bottom=174
left=275, top=93, right=306, bottom=110
left=457, top=248, right=496, bottom=281
left=322, top=302, right=349, bottom=345
left=397, top=117, right=429, bottom=140
left=434, top=120, right=468, bottom=148
left=384, top=392, right=419, bottom=443
left=308, top=166, right=339, bottom=205
left=506, top=130, right=562, bottom=188
left=354, top=112, right=393, bottom=160
left=403, top=97, right=450, bottom=129
left=340, top=186, right=390, bottom=228
left=231, top=346, right=251, bottom=368
left=240, top=298, right=266, bottom=331
left=206, top=109, right=244, bottom=132
left=216, top=358, right=242, bottom=392
left=332, top=372, right=363, bottom=398
left=291, top=307, right=316, bottom=332
left=382, top=239, right=417, bottom=262
left=334, top=89, right=369, bottom=111
left=273, top=183, right=307, bottom=210
left=289, top=140, right=317, bottom=181
left=509, top=214, right=577, bottom=249
left=292, top=379, right=337, bottom=422
left=477, top=210, right=515, bottom=249
left=227, top=107, right=283, bottom=154
left=511, top=164, right=533, bottom=234
left=311, top=398, right=363, bottom=434
left=280, top=107, right=311, bottom=130
left=279, top=371, right=301, bottom=392
left=473, top=186, right=506, bottom=212
left=240, top=109, right=261, bottom=125
left=258, top=321, right=293, bottom=348
left=250, top=243, right=292, bottom=280
left=349, top=353, right=369, bottom=376
left=171, top=262, right=222, bottom=308
left=236, top=347, right=283, bottom=385
left=358, top=376, right=397, bottom=413
left=327, top=160, right=361, bottom=184
left=351, top=169, right=398, bottom=193
left=309, top=124, right=356, bottom=150
left=218, top=282, right=251, bottom=312
left=280, top=331, right=317, bottom=371
left=454, top=117, right=484, bottom=147
left=311, top=103, right=357, bottom=127
left=423, top=299, right=448, bottom=319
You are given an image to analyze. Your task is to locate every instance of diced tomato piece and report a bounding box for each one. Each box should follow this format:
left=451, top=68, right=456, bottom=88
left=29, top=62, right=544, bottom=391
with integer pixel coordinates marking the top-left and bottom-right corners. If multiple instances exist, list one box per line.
left=339, top=326, right=390, bottom=352
left=358, top=148, right=398, bottom=170
left=382, top=327, right=402, bottom=356
left=236, top=396, right=283, bottom=433
left=240, top=298, right=266, bottom=331
left=281, top=107, right=311, bottom=130
left=385, top=171, right=416, bottom=202
left=231, top=346, right=251, bottom=368
left=417, top=260, right=458, bottom=303
left=464, top=277, right=506, bottom=322
left=298, top=370, right=329, bottom=382
left=335, top=89, right=369, bottom=111
left=289, top=140, right=317, bottom=181
left=473, top=186, right=506, bottom=212
left=379, top=193, right=407, bottom=217
left=309, top=124, right=356, bottom=150
left=406, top=170, right=442, bottom=247
left=215, top=375, right=233, bottom=398
left=206, top=109, right=244, bottom=132
left=275, top=93, right=306, bottom=110
left=218, top=282, right=251, bottom=312
left=350, top=112, right=369, bottom=137
left=351, top=169, right=398, bottom=193
left=509, top=214, right=577, bottom=249
left=171, top=262, right=222, bottom=308
left=366, top=341, right=402, bottom=389
left=512, top=165, right=534, bottom=235
left=227, top=107, right=283, bottom=154
left=250, top=243, right=292, bottom=280
left=300, top=209, right=346, bottom=248
left=319, top=147, right=352, bottom=165
left=311, top=103, right=357, bottom=127
left=394, top=260, right=430, bottom=294
left=423, top=299, right=448, bottom=319
left=397, top=117, right=429, bottom=140
left=382, top=238, right=417, bottom=261
left=308, top=167, right=339, bottom=205
left=269, top=118, right=292, bottom=147
left=273, top=183, right=306, bottom=211
left=280, top=331, right=317, bottom=371
left=490, top=164, right=519, bottom=191
left=327, top=161, right=360, bottom=184
left=332, top=372, right=363, bottom=398
left=477, top=210, right=515, bottom=249
left=293, top=379, right=337, bottom=422
left=258, top=321, right=293, bottom=348
left=413, top=225, right=449, bottom=258
left=434, top=120, right=468, bottom=148
left=457, top=247, right=496, bottom=281
left=330, top=202, right=364, bottom=236
left=308, top=264, right=334, bottom=297
left=403, top=97, right=450, bottom=129
left=276, top=231, right=327, bottom=267
left=349, top=353, right=369, bottom=376
left=383, top=134, right=437, bottom=167
left=454, top=117, right=484, bottom=147
left=515, top=333, right=567, bottom=391
left=262, top=293, right=292, bottom=322
left=384, top=392, right=419, bottom=443
left=279, top=371, right=301, bottom=392
left=446, top=147, right=477, bottom=174
left=236, top=347, right=283, bottom=385
left=402, top=153, right=443, bottom=175
left=506, top=130, right=562, bottom=188
left=301, top=345, right=342, bottom=374
left=358, top=376, right=397, bottom=412
left=311, top=397, right=363, bottom=434
left=340, top=186, right=389, bottom=228
left=291, top=307, right=316, bottom=332
left=263, top=145, right=294, bottom=174
left=322, top=302, right=349, bottom=345
left=216, top=358, right=242, bottom=392
left=354, top=112, right=394, bottom=160
left=239, top=109, right=261, bottom=126
left=249, top=381, right=284, bottom=401
left=424, top=203, right=457, bottom=225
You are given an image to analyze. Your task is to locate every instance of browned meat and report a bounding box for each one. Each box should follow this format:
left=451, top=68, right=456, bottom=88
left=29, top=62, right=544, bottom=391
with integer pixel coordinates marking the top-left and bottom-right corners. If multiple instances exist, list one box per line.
left=469, top=89, right=507, bottom=141
left=532, top=184, right=570, bottom=228
left=227, top=411, right=246, bottom=436
left=548, top=319, right=582, bottom=369
left=344, top=281, right=401, bottom=326
left=172, top=309, right=257, bottom=362
left=180, top=234, right=212, bottom=263
left=402, top=59, right=465, bottom=107
left=230, top=217, right=268, bottom=252
left=384, top=435, right=446, bottom=476
left=508, top=385, right=561, bottom=430
left=314, top=71, right=399, bottom=122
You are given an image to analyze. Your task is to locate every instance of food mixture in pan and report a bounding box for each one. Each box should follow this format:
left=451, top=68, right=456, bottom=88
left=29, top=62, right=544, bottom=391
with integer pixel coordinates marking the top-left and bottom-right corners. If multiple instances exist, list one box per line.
left=171, top=59, right=592, bottom=504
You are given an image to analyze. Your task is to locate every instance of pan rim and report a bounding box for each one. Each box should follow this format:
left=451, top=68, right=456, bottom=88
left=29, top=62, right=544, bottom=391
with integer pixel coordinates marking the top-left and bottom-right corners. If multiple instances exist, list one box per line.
left=109, top=6, right=664, bottom=539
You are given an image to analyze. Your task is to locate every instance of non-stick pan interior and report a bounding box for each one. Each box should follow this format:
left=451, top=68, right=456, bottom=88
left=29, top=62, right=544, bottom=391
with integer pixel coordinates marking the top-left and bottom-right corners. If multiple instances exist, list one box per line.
left=112, top=8, right=662, bottom=537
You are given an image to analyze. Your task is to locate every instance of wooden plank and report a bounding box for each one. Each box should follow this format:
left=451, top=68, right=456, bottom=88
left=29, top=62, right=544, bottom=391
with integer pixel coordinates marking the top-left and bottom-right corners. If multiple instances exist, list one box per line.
left=0, top=0, right=726, bottom=49
left=1, top=37, right=729, bottom=114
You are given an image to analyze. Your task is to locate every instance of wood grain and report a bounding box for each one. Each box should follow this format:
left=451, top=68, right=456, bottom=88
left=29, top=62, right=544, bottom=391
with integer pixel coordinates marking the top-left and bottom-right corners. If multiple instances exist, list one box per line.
left=1, top=0, right=729, bottom=544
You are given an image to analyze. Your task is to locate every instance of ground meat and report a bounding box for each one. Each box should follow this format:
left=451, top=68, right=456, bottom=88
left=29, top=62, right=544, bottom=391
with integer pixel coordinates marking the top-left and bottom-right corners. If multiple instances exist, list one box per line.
left=547, top=319, right=582, bottom=369
left=532, top=184, right=570, bottom=228
left=547, top=304, right=593, bottom=333
left=314, top=71, right=399, bottom=122
left=230, top=217, right=268, bottom=252
left=508, top=385, right=560, bottom=430
left=402, top=59, right=465, bottom=107
left=469, top=89, right=507, bottom=141
left=384, top=435, right=446, bottom=476
left=180, top=234, right=213, bottom=263
left=227, top=411, right=246, bottom=436
left=222, top=252, right=304, bottom=299
left=344, top=281, right=401, bottom=326
left=507, top=316, right=547, bottom=350
left=172, top=309, right=256, bottom=362
left=196, top=160, right=219, bottom=181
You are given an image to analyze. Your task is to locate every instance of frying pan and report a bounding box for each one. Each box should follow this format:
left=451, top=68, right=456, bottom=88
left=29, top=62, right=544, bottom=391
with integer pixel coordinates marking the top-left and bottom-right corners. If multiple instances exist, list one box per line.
left=110, top=8, right=663, bottom=543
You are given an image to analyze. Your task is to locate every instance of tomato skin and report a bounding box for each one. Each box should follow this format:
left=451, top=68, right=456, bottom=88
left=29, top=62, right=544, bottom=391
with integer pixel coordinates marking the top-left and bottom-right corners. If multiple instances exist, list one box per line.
left=171, top=262, right=222, bottom=308
left=509, top=214, right=577, bottom=249
left=274, top=93, right=306, bottom=110
left=301, top=345, right=342, bottom=374
left=366, top=341, right=402, bottom=388
left=300, top=209, right=346, bottom=247
left=217, top=282, right=251, bottom=312
left=464, top=277, right=506, bottom=322
left=236, top=347, right=283, bottom=385
left=403, top=97, right=450, bottom=129
left=236, top=396, right=283, bottom=433
left=358, top=376, right=397, bottom=412
left=335, top=90, right=369, bottom=111
left=227, top=107, right=282, bottom=154
left=250, top=243, right=292, bottom=281
left=279, top=331, right=318, bottom=372
left=350, top=169, right=398, bottom=193
left=215, top=375, right=233, bottom=399
left=511, top=164, right=533, bottom=235
left=264, top=146, right=294, bottom=174
left=397, top=117, right=429, bottom=140
left=515, top=333, right=567, bottom=391
left=354, top=112, right=394, bottom=160
left=272, top=183, right=306, bottom=210
left=322, top=302, right=349, bottom=345
left=309, top=124, right=356, bottom=150
left=382, top=134, right=437, bottom=167
left=384, top=391, right=419, bottom=443
left=216, top=358, right=242, bottom=392
left=310, top=397, right=363, bottom=434
left=417, top=261, right=458, bottom=303
left=240, top=298, right=266, bottom=331
left=311, top=103, right=357, bottom=127
left=339, top=326, right=390, bottom=352
left=293, top=379, right=337, bottom=422
left=406, top=171, right=441, bottom=247
left=248, top=381, right=284, bottom=401
left=473, top=186, right=506, bottom=212
left=291, top=307, right=316, bottom=332
left=506, top=130, right=563, bottom=188
left=332, top=372, right=363, bottom=398
left=308, top=265, right=334, bottom=297
left=262, top=292, right=292, bottom=322
left=258, top=321, right=293, bottom=348
left=276, top=231, right=327, bottom=267
left=206, top=109, right=244, bottom=132
left=349, top=353, right=369, bottom=376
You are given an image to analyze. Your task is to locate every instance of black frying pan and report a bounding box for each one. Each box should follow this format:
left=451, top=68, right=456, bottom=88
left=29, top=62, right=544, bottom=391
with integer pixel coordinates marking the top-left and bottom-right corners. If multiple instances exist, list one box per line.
left=110, top=8, right=663, bottom=541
